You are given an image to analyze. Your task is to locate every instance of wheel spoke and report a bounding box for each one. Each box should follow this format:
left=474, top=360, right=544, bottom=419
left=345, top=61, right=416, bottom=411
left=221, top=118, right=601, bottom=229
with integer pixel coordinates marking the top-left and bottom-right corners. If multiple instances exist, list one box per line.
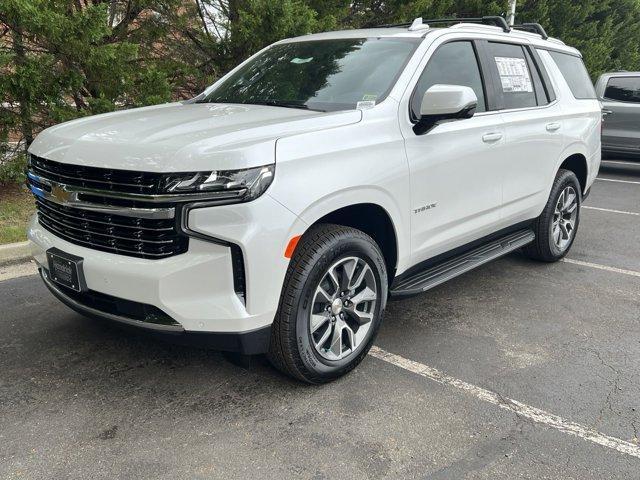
left=559, top=221, right=570, bottom=240
left=556, top=191, right=565, bottom=213
left=563, top=191, right=576, bottom=211
left=327, top=267, right=340, bottom=292
left=328, top=324, right=343, bottom=357
left=343, top=323, right=356, bottom=351
left=310, top=314, right=329, bottom=334
left=314, top=322, right=332, bottom=350
left=351, top=286, right=377, bottom=305
left=565, top=221, right=574, bottom=235
left=318, top=287, right=334, bottom=305
left=345, top=306, right=373, bottom=325
left=553, top=224, right=561, bottom=245
left=341, top=258, right=358, bottom=292
left=349, top=262, right=371, bottom=291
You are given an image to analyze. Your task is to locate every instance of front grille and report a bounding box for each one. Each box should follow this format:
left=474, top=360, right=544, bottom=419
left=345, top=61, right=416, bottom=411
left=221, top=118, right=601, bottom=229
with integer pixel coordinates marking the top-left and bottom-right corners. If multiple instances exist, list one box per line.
left=35, top=197, right=188, bottom=259
left=28, top=156, right=189, bottom=259
left=30, top=154, right=165, bottom=195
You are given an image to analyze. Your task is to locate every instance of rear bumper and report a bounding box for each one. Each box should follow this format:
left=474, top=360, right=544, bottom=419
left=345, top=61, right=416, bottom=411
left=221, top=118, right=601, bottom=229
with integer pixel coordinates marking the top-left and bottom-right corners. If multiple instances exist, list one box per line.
left=40, top=267, right=271, bottom=354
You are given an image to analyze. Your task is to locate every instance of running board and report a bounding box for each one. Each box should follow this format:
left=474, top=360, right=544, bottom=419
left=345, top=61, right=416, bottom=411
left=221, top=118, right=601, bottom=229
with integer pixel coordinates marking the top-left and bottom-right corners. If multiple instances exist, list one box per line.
left=390, top=229, right=535, bottom=298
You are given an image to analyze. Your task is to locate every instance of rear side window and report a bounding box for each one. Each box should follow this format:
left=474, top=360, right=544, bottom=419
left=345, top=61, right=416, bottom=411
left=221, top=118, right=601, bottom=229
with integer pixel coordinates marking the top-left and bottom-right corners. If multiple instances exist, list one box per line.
left=548, top=51, right=596, bottom=99
left=604, top=77, right=640, bottom=103
left=411, top=41, right=487, bottom=119
left=486, top=42, right=537, bottom=110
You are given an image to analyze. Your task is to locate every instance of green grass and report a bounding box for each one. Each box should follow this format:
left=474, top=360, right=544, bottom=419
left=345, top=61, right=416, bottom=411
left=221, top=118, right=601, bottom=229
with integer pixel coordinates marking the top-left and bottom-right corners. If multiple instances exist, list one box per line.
left=0, top=185, right=35, bottom=244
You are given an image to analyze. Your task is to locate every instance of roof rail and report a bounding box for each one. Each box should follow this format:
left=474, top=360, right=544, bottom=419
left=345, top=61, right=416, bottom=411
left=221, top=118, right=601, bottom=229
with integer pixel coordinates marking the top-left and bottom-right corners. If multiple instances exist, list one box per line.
left=513, top=23, right=549, bottom=40
left=377, top=16, right=511, bottom=33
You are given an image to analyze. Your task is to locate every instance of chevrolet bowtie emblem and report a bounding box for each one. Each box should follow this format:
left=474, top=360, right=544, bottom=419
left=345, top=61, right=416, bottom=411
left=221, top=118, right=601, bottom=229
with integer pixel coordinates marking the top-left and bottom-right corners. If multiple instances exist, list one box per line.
left=50, top=183, right=73, bottom=204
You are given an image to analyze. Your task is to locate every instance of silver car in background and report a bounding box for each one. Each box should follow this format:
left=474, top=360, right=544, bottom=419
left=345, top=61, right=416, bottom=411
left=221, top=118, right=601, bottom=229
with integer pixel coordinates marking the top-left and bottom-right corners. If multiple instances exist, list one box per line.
left=596, top=72, right=640, bottom=159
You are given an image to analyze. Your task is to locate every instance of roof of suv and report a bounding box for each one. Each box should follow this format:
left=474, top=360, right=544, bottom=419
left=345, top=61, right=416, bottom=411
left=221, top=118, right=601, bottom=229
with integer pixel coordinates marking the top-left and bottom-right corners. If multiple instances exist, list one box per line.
left=281, top=20, right=580, bottom=56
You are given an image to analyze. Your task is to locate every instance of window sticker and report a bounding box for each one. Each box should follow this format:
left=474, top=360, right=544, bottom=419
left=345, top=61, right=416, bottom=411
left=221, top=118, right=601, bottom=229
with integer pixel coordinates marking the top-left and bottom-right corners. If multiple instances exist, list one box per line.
left=356, top=100, right=376, bottom=110
left=494, top=56, right=533, bottom=93
left=362, top=94, right=378, bottom=102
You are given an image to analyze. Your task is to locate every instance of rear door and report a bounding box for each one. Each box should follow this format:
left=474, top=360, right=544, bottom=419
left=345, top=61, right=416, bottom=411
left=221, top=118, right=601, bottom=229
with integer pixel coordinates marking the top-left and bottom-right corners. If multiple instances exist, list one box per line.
left=479, top=41, right=565, bottom=224
left=599, top=75, right=640, bottom=155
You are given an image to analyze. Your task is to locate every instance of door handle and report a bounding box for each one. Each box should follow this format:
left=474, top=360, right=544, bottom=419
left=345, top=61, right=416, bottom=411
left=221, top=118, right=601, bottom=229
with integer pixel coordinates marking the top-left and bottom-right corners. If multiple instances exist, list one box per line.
left=546, top=122, right=561, bottom=132
left=482, top=132, right=503, bottom=143
left=602, top=109, right=613, bottom=116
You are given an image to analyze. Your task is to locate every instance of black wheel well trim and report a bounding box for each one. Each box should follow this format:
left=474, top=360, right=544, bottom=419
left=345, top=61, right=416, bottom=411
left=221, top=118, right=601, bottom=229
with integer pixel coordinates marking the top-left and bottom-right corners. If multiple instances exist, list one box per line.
left=305, top=203, right=399, bottom=281
left=558, top=153, right=588, bottom=195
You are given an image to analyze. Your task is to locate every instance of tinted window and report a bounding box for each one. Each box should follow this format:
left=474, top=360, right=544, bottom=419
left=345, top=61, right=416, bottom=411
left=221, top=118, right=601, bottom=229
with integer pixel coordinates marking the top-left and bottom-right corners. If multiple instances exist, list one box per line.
left=604, top=77, right=640, bottom=103
left=487, top=42, right=537, bottom=110
left=548, top=51, right=596, bottom=99
left=200, top=38, right=419, bottom=112
left=411, top=41, right=486, bottom=119
left=523, top=48, right=550, bottom=105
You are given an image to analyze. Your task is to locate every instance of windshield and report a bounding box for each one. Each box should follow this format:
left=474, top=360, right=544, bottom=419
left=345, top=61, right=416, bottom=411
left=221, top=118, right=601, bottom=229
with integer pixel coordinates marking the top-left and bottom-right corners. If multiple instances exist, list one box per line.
left=197, top=38, right=419, bottom=112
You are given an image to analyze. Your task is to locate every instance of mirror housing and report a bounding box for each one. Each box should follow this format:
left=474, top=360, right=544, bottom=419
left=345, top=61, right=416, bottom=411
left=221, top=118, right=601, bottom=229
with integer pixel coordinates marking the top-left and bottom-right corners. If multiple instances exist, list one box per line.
left=414, top=84, right=478, bottom=135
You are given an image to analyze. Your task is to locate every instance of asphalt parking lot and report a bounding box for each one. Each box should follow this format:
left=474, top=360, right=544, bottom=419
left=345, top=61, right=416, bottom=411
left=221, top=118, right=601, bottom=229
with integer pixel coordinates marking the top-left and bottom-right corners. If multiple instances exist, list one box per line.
left=1, top=160, right=639, bottom=479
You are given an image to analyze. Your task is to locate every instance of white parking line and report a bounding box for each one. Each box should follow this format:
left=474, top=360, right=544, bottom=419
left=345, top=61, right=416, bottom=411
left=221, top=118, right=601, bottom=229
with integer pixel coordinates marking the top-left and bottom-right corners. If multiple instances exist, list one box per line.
left=597, top=177, right=640, bottom=185
left=561, top=258, right=640, bottom=278
left=583, top=206, right=640, bottom=216
left=369, top=346, right=640, bottom=459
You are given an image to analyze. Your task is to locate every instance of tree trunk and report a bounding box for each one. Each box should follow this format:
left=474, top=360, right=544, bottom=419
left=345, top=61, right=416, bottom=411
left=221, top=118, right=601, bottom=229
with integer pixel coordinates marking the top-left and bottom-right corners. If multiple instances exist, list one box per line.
left=11, top=26, right=33, bottom=154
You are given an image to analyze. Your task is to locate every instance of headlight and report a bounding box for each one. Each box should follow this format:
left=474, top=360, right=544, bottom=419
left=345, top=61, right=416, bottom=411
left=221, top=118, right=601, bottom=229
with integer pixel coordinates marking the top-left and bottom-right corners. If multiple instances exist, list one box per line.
left=161, top=164, right=275, bottom=203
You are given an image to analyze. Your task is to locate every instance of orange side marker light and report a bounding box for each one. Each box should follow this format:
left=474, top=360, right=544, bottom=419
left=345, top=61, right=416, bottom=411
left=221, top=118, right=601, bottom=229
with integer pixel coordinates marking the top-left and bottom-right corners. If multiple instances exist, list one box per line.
left=284, top=235, right=302, bottom=258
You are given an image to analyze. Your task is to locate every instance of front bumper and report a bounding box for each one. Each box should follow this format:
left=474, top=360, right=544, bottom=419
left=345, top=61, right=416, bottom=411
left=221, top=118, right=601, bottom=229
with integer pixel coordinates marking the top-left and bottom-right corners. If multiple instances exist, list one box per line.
left=28, top=193, right=305, bottom=346
left=40, top=268, right=271, bottom=354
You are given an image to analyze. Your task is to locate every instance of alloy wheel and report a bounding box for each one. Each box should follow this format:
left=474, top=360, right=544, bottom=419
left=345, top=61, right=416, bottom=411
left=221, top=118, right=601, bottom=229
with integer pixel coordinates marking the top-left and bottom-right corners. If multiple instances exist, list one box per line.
left=551, top=185, right=578, bottom=251
left=309, top=256, right=378, bottom=361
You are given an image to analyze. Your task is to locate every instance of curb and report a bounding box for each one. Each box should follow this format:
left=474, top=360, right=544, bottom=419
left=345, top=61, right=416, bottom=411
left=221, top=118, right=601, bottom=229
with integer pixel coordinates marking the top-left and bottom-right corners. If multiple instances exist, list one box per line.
left=0, top=241, right=32, bottom=267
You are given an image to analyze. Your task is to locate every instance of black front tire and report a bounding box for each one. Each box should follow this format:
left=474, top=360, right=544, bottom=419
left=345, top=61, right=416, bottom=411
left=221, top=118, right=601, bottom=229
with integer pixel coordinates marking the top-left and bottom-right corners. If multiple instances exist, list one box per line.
left=523, top=169, right=581, bottom=262
left=268, top=224, right=388, bottom=384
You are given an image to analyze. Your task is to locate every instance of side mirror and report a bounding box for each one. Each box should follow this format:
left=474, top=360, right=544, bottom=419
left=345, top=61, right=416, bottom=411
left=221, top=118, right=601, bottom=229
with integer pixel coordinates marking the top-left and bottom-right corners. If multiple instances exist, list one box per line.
left=414, top=84, right=478, bottom=135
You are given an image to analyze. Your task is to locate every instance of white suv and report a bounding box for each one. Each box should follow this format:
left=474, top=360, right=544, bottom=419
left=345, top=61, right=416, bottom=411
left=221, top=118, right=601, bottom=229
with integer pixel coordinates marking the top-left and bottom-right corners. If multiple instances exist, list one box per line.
left=27, top=17, right=601, bottom=383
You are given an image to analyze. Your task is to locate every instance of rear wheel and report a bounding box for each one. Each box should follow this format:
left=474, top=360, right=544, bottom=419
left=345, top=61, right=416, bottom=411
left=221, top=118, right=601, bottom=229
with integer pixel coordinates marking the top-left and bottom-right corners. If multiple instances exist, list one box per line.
left=524, top=169, right=581, bottom=262
left=268, top=224, right=388, bottom=383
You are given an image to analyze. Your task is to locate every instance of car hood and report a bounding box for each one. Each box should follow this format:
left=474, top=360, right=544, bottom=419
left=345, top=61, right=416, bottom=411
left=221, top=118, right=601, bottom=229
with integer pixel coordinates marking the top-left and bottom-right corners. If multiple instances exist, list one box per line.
left=29, top=102, right=362, bottom=172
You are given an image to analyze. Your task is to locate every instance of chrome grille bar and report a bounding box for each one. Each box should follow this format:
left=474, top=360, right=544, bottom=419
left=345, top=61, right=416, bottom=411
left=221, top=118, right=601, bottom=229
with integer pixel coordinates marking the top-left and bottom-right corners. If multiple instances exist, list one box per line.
left=34, top=198, right=174, bottom=232
left=28, top=170, right=247, bottom=206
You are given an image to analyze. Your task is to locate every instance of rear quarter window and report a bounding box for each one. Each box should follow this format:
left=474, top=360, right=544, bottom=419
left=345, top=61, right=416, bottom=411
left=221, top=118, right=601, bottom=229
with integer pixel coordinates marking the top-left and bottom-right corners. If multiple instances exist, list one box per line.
left=604, top=77, right=640, bottom=103
left=547, top=51, right=596, bottom=100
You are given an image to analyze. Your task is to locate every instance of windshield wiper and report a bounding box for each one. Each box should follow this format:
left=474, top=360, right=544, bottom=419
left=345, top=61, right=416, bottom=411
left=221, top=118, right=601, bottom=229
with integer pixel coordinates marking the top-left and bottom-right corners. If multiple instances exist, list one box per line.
left=194, top=99, right=325, bottom=112
left=250, top=100, right=320, bottom=111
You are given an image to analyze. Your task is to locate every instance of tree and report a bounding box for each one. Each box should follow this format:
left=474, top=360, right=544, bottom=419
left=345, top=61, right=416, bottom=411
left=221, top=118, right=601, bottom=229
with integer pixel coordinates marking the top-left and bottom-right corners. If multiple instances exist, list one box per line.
left=2, top=0, right=640, bottom=161
left=516, top=0, right=640, bottom=79
left=0, top=0, right=192, bottom=154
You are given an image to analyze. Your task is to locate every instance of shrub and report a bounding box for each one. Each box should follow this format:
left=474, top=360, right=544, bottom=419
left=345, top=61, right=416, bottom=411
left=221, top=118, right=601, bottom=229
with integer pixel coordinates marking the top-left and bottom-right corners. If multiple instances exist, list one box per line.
left=0, top=154, right=27, bottom=186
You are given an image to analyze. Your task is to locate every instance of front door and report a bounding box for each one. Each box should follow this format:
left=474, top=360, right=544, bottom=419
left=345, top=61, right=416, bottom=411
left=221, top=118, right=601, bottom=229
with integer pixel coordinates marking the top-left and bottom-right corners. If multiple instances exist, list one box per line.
left=402, top=40, right=507, bottom=265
